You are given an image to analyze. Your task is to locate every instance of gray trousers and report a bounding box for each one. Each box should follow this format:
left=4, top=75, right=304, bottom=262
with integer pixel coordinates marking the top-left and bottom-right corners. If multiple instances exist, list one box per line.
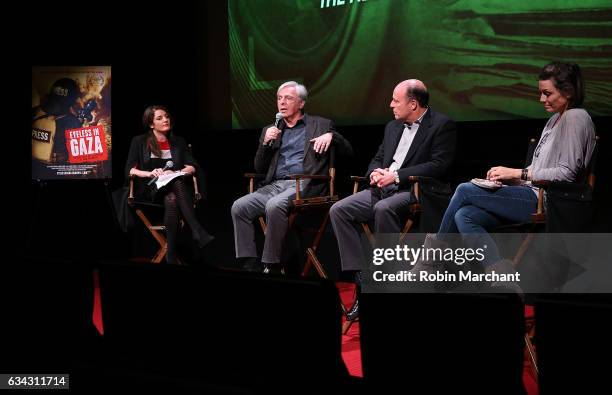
left=231, top=180, right=307, bottom=264
left=329, top=187, right=414, bottom=271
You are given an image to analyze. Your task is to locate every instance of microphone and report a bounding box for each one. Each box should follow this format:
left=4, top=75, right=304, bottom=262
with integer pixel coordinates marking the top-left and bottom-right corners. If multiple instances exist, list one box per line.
left=274, top=112, right=283, bottom=128
left=148, top=160, right=174, bottom=186
left=266, top=112, right=283, bottom=146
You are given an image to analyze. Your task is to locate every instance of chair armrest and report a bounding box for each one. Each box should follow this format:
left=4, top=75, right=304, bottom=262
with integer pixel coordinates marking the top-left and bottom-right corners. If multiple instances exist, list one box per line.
left=350, top=176, right=368, bottom=194
left=192, top=174, right=202, bottom=203
left=531, top=180, right=592, bottom=223
left=406, top=176, right=422, bottom=201
left=244, top=173, right=266, bottom=193
left=287, top=174, right=333, bottom=200
left=287, top=174, right=331, bottom=180
left=293, top=195, right=339, bottom=208
left=407, top=176, right=449, bottom=188
left=532, top=180, right=591, bottom=192
left=408, top=176, right=442, bottom=183
left=128, top=175, right=135, bottom=206
left=350, top=175, right=433, bottom=197
left=530, top=180, right=548, bottom=219
left=531, top=180, right=573, bottom=222
left=244, top=173, right=266, bottom=179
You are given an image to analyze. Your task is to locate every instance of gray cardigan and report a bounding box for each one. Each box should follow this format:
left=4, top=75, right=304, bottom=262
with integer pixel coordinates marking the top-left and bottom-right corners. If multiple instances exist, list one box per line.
left=529, top=108, right=596, bottom=183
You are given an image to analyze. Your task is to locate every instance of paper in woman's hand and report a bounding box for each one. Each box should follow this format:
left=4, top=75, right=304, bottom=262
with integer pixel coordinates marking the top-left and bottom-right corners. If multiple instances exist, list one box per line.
left=470, top=178, right=503, bottom=190
left=156, top=171, right=187, bottom=189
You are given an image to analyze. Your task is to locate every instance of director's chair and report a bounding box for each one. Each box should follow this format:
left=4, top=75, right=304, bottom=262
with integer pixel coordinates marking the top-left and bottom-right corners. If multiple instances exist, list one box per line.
left=493, top=135, right=599, bottom=382
left=127, top=146, right=202, bottom=264
left=342, top=175, right=452, bottom=335
left=349, top=175, right=451, bottom=244
left=244, top=151, right=339, bottom=279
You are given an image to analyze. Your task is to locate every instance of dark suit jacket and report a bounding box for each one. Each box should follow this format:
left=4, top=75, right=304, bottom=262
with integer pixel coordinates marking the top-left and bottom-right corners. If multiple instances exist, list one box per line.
left=254, top=114, right=353, bottom=198
left=124, top=133, right=203, bottom=200
left=366, top=109, right=457, bottom=188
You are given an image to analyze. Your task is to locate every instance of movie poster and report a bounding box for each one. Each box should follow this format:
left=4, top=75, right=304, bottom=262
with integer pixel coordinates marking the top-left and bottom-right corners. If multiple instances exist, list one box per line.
left=32, top=66, right=112, bottom=180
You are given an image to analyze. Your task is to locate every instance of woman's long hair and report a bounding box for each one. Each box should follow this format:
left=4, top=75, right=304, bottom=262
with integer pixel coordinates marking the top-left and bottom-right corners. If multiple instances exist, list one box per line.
left=142, top=105, right=172, bottom=158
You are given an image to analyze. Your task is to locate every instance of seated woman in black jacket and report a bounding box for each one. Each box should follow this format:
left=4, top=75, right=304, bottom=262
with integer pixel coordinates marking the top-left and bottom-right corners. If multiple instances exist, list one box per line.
left=125, top=105, right=213, bottom=264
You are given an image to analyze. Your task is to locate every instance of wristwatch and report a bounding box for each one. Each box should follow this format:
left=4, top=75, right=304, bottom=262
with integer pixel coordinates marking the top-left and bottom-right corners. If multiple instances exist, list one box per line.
left=394, top=171, right=400, bottom=184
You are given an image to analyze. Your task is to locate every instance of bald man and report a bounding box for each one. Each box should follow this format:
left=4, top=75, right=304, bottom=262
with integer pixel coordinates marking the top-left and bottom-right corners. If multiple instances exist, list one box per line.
left=330, top=80, right=457, bottom=319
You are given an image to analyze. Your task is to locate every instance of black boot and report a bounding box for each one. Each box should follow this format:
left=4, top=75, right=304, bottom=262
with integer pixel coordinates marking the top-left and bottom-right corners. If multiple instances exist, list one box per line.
left=262, top=262, right=285, bottom=275
left=166, top=251, right=180, bottom=265
left=346, top=298, right=359, bottom=321
left=239, top=257, right=260, bottom=272
left=193, top=227, right=215, bottom=249
left=346, top=271, right=361, bottom=321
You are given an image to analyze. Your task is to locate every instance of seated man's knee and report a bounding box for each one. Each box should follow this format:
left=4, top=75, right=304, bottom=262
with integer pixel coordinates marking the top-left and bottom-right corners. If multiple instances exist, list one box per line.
left=373, top=199, right=392, bottom=217
left=329, top=200, right=345, bottom=220
left=265, top=198, right=286, bottom=217
left=231, top=197, right=248, bottom=218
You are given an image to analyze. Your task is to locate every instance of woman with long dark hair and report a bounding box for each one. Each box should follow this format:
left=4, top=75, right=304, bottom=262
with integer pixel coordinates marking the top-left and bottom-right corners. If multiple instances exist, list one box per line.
left=125, top=105, right=213, bottom=264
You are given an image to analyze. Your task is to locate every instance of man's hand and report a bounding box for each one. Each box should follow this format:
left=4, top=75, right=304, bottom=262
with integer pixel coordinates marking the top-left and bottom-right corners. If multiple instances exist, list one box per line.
left=376, top=171, right=397, bottom=188
left=263, top=126, right=281, bottom=145
left=370, top=168, right=388, bottom=185
left=310, top=132, right=333, bottom=154
left=486, top=166, right=521, bottom=181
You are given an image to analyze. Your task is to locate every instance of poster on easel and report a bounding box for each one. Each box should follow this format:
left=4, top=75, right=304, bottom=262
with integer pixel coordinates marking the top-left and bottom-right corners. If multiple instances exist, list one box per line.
left=32, top=66, right=112, bottom=180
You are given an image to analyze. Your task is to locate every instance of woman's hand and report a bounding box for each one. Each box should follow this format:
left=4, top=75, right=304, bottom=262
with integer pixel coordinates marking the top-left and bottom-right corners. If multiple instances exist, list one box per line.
left=150, top=168, right=165, bottom=178
left=183, top=165, right=196, bottom=175
left=486, top=166, right=521, bottom=181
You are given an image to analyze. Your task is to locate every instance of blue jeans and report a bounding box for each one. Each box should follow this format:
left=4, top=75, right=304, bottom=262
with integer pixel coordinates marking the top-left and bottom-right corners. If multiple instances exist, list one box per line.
left=437, top=182, right=538, bottom=265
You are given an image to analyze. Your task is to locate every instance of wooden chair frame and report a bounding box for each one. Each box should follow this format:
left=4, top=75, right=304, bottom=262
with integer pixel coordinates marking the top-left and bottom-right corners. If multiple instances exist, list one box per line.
left=349, top=175, right=428, bottom=246
left=342, top=175, right=442, bottom=335
left=243, top=167, right=338, bottom=279
left=495, top=135, right=599, bottom=382
left=128, top=149, right=202, bottom=265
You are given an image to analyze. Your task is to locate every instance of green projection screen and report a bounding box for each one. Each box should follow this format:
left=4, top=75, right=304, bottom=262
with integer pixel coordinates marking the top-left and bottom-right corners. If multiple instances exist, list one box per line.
left=229, top=0, right=612, bottom=128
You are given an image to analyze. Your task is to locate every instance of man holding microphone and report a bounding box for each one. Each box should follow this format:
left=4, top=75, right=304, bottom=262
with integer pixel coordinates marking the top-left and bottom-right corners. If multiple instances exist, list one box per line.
left=231, top=81, right=353, bottom=273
